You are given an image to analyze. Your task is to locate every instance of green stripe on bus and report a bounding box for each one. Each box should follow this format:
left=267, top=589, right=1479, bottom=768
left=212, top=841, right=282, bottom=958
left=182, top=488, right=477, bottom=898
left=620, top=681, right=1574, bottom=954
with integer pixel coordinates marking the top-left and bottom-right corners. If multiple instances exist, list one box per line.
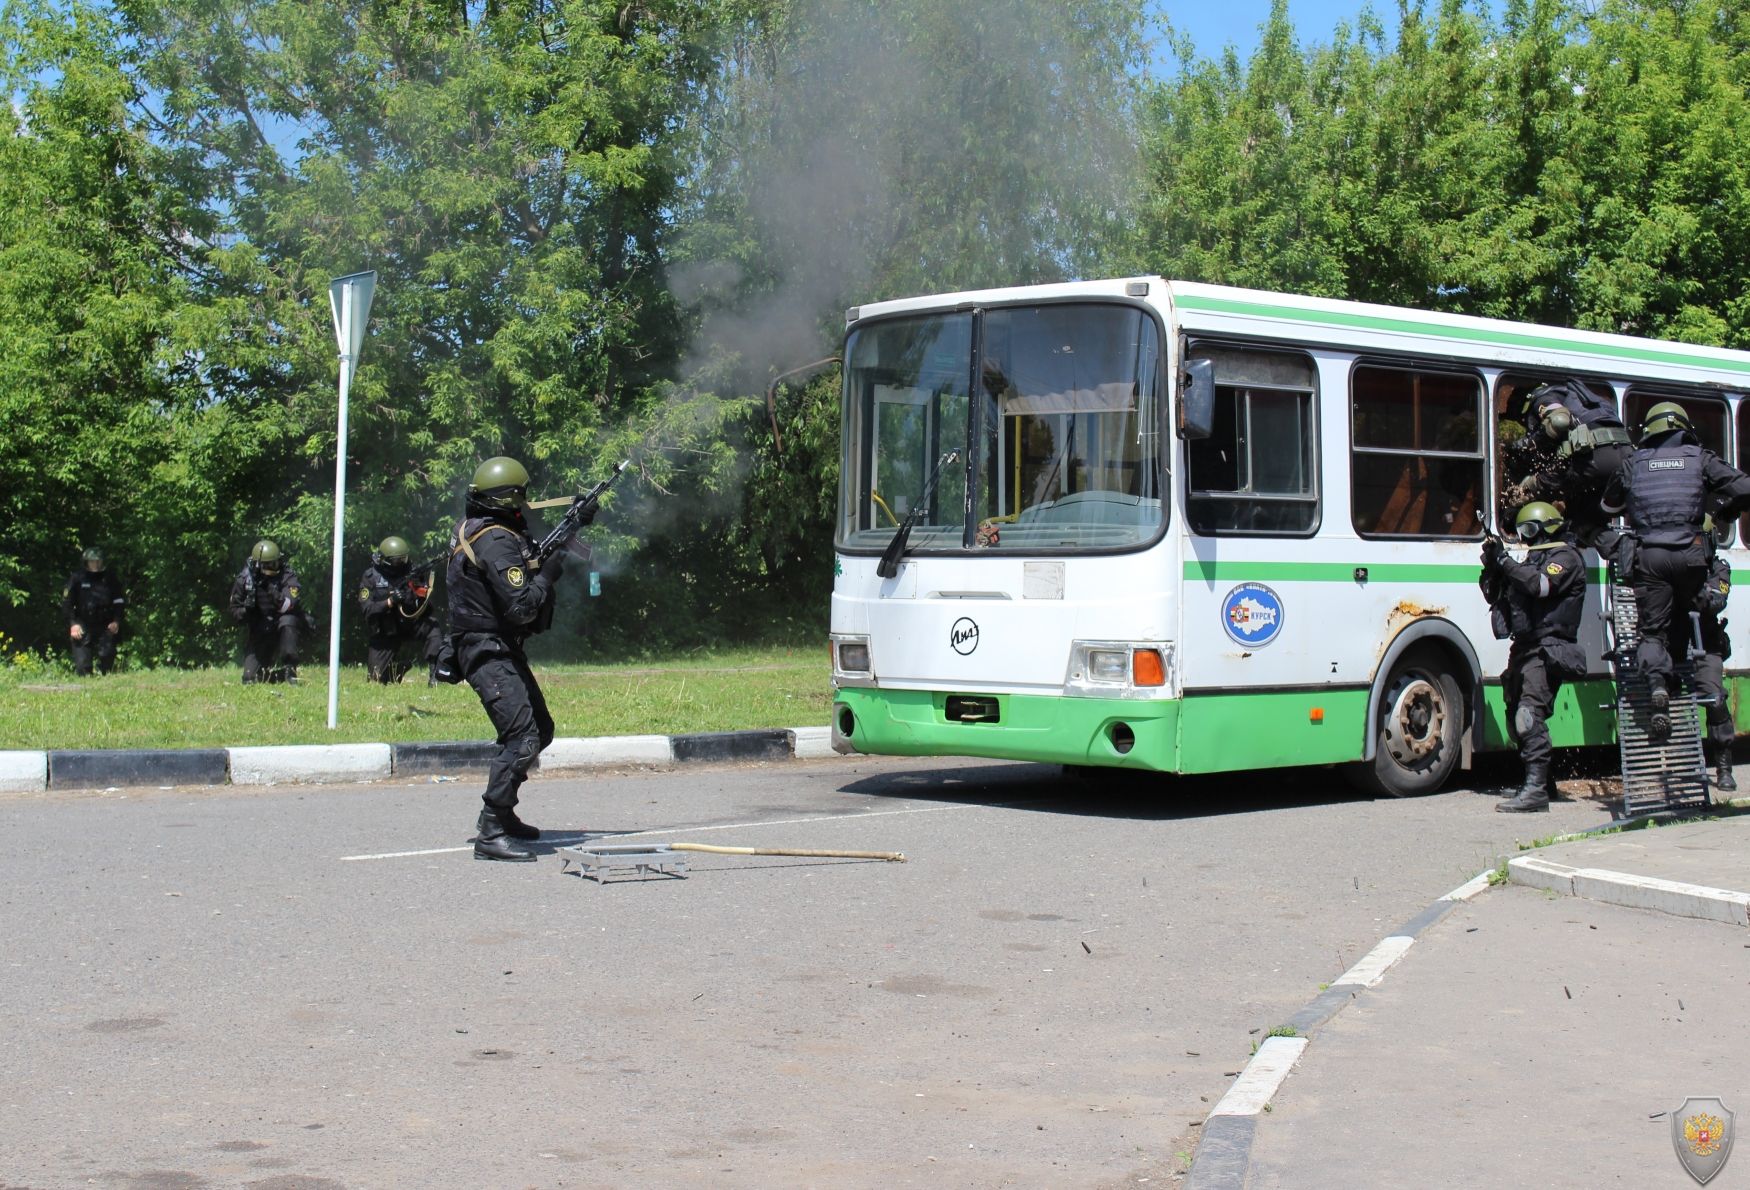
left=1174, top=293, right=1750, bottom=377
left=1184, top=560, right=1482, bottom=583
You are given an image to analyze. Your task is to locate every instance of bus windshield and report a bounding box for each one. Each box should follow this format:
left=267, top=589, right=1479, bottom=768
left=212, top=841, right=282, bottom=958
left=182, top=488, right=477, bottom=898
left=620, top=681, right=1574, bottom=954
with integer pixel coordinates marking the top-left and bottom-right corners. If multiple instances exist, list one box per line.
left=838, top=304, right=1164, bottom=553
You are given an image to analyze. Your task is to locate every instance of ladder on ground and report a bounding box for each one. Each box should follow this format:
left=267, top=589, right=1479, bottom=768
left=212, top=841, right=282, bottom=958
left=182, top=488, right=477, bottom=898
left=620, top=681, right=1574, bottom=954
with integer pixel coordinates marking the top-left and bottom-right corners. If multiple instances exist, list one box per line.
left=1605, top=570, right=1711, bottom=818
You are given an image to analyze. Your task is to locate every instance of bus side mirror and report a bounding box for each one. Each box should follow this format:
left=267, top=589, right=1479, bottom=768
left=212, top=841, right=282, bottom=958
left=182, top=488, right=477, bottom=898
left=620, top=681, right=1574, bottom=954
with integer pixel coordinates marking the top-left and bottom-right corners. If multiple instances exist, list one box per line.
left=1177, top=359, right=1215, bottom=440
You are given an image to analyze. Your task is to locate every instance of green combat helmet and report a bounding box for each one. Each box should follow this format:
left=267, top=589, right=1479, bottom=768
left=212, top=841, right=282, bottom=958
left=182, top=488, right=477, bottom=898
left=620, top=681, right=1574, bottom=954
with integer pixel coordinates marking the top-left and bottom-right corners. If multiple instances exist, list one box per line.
left=468, top=456, right=531, bottom=510
left=82, top=546, right=105, bottom=567
left=374, top=536, right=411, bottom=568
left=1516, top=501, right=1566, bottom=545
left=1539, top=404, right=1575, bottom=440
left=250, top=540, right=282, bottom=574
left=1642, top=401, right=1692, bottom=437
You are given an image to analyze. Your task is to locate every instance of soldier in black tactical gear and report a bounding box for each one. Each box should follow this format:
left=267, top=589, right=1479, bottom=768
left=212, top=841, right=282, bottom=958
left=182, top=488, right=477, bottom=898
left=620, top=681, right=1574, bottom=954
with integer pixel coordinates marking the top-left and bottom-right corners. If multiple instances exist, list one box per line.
left=63, top=547, right=125, bottom=676
left=446, top=456, right=591, bottom=861
left=228, top=540, right=312, bottom=684
left=1482, top=503, right=1590, bottom=812
left=357, top=536, right=443, bottom=685
left=1602, top=402, right=1750, bottom=740
left=1694, top=519, right=1737, bottom=791
left=1502, top=380, right=1632, bottom=544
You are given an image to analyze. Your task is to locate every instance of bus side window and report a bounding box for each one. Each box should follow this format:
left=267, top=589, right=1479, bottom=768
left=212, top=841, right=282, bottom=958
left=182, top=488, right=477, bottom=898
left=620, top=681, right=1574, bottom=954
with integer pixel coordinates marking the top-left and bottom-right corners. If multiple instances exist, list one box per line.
left=1739, top=397, right=1750, bottom=547
left=1351, top=365, right=1485, bottom=539
left=1183, top=345, right=1319, bottom=535
left=1492, top=373, right=1618, bottom=534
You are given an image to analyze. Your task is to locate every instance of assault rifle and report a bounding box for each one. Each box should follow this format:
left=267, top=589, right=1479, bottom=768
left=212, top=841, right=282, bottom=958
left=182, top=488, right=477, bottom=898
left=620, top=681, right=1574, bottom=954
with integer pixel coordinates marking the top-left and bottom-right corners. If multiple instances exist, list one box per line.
left=533, top=459, right=630, bottom=567
left=386, top=554, right=446, bottom=616
left=1479, top=532, right=1514, bottom=640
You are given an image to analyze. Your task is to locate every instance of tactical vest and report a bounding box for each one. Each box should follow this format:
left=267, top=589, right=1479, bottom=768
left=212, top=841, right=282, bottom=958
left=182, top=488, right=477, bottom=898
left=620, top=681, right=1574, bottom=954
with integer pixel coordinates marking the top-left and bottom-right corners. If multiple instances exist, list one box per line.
left=446, top=515, right=535, bottom=634
left=1508, top=544, right=1585, bottom=642
left=67, top=571, right=122, bottom=623
left=1624, top=441, right=1707, bottom=545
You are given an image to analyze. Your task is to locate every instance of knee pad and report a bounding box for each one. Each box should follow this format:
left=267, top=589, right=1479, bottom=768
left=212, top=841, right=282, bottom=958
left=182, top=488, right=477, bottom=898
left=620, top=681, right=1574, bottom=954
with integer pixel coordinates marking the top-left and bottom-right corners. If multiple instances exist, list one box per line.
left=1515, top=703, right=1543, bottom=737
left=509, top=732, right=543, bottom=774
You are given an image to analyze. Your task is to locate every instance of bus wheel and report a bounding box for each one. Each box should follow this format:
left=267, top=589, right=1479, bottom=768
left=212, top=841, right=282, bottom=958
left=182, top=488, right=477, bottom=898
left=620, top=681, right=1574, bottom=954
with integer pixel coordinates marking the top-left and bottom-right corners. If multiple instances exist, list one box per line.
left=1344, top=648, right=1464, bottom=797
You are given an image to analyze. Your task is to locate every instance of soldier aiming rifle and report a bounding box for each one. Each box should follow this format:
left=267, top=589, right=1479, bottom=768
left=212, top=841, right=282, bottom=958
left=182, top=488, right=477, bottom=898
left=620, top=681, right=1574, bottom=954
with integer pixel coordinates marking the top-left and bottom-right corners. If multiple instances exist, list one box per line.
left=439, top=457, right=627, bottom=861
left=357, top=536, right=445, bottom=685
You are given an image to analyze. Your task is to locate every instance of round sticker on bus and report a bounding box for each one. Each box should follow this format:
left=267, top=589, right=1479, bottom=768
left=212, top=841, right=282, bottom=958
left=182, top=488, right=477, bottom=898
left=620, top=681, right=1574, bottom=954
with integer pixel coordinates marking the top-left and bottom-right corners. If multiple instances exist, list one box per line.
left=1222, top=582, right=1283, bottom=647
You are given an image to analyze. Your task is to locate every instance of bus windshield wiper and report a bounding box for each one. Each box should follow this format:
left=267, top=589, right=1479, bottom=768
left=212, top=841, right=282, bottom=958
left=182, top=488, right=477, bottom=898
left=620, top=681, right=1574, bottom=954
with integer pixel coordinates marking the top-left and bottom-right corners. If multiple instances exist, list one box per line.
left=877, top=449, right=961, bottom=578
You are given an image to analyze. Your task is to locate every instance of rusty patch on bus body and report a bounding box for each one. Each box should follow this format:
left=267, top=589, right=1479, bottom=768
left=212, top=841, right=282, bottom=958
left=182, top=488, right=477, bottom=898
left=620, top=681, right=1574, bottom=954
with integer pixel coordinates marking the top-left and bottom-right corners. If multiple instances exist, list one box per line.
left=1388, top=600, right=1447, bottom=633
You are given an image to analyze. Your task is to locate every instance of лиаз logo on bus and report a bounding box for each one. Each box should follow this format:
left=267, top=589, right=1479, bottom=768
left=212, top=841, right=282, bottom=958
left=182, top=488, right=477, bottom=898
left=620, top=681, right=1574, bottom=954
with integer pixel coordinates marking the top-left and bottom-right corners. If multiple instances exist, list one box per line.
left=1222, top=582, right=1284, bottom=647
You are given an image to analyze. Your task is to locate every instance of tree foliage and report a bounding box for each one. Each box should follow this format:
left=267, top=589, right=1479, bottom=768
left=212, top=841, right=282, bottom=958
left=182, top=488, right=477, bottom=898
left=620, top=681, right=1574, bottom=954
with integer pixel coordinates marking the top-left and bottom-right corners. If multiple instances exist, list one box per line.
left=1141, top=0, right=1750, bottom=344
left=5, top=0, right=1750, bottom=667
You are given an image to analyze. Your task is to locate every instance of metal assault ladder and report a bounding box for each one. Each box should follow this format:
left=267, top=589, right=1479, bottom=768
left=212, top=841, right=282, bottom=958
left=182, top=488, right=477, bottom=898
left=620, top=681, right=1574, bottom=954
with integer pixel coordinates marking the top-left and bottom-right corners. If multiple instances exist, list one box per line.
left=1605, top=570, right=1711, bottom=818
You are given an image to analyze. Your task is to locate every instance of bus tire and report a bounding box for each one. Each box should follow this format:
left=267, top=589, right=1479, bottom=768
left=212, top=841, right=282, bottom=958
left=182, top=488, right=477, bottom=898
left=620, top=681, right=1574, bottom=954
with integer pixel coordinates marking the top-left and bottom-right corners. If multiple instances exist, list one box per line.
left=1344, top=647, right=1465, bottom=798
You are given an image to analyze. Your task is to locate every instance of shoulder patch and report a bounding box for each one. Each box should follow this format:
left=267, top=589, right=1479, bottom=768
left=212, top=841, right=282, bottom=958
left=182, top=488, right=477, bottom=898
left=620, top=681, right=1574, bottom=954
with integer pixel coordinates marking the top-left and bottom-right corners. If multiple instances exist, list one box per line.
left=359, top=587, right=372, bottom=601
left=1545, top=562, right=1565, bottom=575
left=288, top=587, right=298, bottom=599
left=505, top=565, right=526, bottom=588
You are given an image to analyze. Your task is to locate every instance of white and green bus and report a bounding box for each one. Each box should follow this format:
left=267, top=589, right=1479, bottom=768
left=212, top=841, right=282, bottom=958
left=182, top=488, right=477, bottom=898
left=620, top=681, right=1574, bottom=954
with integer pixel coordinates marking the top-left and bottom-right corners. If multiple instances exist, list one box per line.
left=827, top=278, right=1750, bottom=794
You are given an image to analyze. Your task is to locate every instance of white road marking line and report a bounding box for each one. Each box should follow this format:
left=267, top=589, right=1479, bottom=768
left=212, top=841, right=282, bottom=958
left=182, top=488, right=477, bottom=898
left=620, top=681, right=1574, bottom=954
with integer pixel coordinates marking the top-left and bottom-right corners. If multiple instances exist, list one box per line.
left=1208, top=1036, right=1308, bottom=1117
left=1439, top=869, right=1495, bottom=902
left=339, top=801, right=999, bottom=861
left=1332, top=935, right=1415, bottom=988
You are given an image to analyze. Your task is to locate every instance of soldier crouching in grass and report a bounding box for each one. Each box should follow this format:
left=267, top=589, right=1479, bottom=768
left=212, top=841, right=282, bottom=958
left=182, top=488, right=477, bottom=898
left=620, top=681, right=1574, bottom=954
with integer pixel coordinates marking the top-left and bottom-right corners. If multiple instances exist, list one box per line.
left=228, top=540, right=313, bottom=684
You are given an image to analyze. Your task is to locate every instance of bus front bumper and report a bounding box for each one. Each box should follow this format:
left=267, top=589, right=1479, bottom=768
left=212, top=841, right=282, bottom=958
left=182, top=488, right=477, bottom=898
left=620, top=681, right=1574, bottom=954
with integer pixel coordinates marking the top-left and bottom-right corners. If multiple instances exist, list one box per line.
left=833, top=687, right=1180, bottom=770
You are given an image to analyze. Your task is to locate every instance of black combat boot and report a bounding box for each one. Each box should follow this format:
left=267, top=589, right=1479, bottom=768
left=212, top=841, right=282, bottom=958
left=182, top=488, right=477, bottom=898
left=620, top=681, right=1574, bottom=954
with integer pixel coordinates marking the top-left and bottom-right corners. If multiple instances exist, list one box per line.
left=474, top=808, right=536, bottom=862
left=498, top=805, right=540, bottom=841
left=1648, top=684, right=1670, bottom=741
left=1716, top=754, right=1738, bottom=793
left=1497, top=760, right=1551, bottom=813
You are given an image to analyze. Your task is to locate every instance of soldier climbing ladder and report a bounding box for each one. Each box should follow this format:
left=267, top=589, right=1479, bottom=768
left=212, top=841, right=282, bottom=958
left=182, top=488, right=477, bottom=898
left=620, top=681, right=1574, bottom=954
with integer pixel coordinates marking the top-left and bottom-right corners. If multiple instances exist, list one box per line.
left=1605, top=570, right=1711, bottom=818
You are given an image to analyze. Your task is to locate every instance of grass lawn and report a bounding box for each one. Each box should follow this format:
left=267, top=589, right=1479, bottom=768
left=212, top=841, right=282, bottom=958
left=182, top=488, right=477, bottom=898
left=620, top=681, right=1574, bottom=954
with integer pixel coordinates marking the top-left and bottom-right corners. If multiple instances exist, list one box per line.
left=0, top=646, right=834, bottom=751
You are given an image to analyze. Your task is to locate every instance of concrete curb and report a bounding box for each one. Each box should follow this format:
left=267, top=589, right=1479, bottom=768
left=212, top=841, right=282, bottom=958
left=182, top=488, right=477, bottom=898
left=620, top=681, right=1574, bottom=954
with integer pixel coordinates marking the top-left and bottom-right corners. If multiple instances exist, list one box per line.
left=50, top=749, right=227, bottom=789
left=1507, top=854, right=1750, bottom=926
left=0, top=751, right=47, bottom=794
left=1184, top=873, right=1485, bottom=1190
left=672, top=729, right=792, bottom=764
left=229, top=744, right=394, bottom=786
left=541, top=735, right=674, bottom=769
left=6, top=727, right=845, bottom=790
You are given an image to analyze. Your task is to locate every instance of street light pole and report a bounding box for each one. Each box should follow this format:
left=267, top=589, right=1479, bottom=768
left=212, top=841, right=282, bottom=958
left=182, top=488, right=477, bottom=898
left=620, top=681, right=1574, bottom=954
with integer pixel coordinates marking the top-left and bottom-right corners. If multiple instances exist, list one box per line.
left=326, top=271, right=377, bottom=731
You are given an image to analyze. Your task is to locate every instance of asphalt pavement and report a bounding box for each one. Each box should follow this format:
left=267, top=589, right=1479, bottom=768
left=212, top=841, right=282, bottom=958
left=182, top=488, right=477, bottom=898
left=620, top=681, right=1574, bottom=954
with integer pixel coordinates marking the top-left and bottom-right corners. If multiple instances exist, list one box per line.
left=1, top=754, right=1616, bottom=1189
left=1246, top=881, right=1750, bottom=1189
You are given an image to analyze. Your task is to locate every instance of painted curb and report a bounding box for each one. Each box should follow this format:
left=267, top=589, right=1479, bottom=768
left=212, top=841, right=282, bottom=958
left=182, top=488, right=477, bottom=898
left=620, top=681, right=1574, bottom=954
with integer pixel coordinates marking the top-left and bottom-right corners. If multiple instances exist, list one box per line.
left=14, top=725, right=848, bottom=789
left=792, top=726, right=837, bottom=760
left=1184, top=873, right=1484, bottom=1190
left=671, top=729, right=792, bottom=764
left=49, top=749, right=228, bottom=790
left=229, top=744, right=393, bottom=785
left=541, top=735, right=674, bottom=769
left=1507, top=854, right=1750, bottom=926
left=391, top=741, right=498, bottom=775
left=0, top=751, right=48, bottom=794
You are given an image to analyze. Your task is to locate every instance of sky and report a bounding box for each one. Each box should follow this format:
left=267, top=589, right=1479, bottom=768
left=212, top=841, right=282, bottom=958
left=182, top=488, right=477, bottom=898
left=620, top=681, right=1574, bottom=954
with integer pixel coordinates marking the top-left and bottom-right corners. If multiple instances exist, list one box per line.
left=1156, top=0, right=1388, bottom=64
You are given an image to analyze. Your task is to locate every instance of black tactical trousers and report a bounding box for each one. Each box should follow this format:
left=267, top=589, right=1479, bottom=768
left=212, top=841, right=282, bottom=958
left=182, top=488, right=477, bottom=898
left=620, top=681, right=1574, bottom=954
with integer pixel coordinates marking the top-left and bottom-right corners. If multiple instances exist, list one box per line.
left=70, top=625, right=117, bottom=676
left=1504, top=642, right=1563, bottom=769
left=242, top=615, right=303, bottom=682
left=459, top=633, right=554, bottom=811
left=1693, top=651, right=1735, bottom=754
left=1632, top=540, right=1709, bottom=692
left=367, top=616, right=443, bottom=683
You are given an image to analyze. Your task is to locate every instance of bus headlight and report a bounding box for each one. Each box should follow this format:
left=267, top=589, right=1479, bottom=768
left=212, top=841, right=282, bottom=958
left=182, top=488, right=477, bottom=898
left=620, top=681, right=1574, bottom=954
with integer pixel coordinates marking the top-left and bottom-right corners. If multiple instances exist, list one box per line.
left=831, top=633, right=875, bottom=687
left=1065, top=641, right=1176, bottom=700
left=1089, top=650, right=1129, bottom=682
